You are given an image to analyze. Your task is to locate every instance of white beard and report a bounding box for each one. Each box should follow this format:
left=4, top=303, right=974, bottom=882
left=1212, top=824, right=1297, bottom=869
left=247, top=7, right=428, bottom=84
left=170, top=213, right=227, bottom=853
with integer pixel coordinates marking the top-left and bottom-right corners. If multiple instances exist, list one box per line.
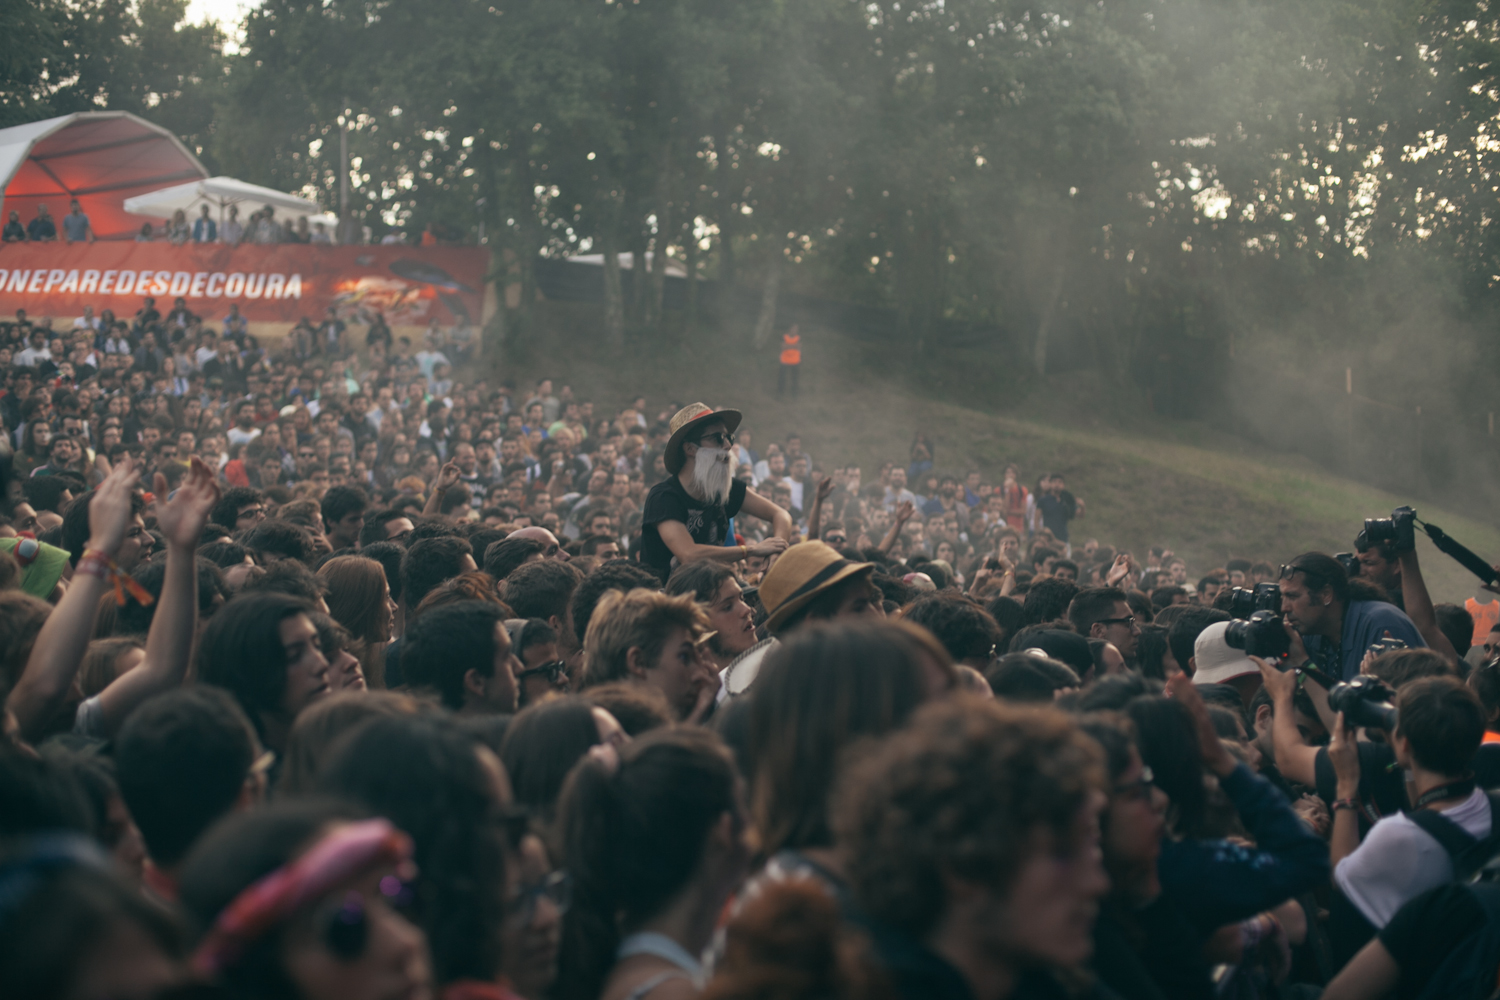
left=688, top=447, right=734, bottom=506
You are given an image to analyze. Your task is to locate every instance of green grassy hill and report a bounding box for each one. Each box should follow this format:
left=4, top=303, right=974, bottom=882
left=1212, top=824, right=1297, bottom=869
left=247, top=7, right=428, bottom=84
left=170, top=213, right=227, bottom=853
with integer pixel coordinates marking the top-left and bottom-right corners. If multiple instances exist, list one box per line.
left=489, top=302, right=1500, bottom=605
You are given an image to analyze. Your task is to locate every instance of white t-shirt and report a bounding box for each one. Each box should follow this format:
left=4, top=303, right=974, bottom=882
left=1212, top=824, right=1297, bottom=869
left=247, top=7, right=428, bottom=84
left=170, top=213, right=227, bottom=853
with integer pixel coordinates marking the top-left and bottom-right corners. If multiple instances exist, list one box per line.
left=1334, top=786, right=1493, bottom=928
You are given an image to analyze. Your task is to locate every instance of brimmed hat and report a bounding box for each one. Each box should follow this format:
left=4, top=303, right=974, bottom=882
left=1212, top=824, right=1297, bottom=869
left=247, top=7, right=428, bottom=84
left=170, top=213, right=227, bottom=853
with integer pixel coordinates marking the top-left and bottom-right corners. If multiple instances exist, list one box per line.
left=664, top=403, right=742, bottom=475
left=1191, top=621, right=1261, bottom=685
left=761, top=541, right=874, bottom=634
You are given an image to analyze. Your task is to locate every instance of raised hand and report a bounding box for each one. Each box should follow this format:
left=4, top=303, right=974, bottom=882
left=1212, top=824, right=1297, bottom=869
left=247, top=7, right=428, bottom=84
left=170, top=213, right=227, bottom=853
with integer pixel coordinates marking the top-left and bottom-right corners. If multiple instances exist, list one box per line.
left=815, top=476, right=834, bottom=503
left=895, top=499, right=916, bottom=524
left=86, top=456, right=142, bottom=557
left=154, top=456, right=222, bottom=550
left=433, top=460, right=461, bottom=493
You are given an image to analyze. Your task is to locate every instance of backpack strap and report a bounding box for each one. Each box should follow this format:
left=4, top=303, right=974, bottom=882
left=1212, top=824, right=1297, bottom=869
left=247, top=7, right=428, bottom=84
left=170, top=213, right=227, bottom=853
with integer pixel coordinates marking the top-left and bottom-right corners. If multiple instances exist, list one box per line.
left=1406, top=807, right=1480, bottom=862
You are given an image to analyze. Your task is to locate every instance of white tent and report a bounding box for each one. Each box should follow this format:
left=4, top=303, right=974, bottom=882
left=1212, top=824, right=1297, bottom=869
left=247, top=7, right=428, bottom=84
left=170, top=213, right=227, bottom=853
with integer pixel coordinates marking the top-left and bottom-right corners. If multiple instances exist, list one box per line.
left=123, top=175, right=322, bottom=221
left=0, top=111, right=207, bottom=240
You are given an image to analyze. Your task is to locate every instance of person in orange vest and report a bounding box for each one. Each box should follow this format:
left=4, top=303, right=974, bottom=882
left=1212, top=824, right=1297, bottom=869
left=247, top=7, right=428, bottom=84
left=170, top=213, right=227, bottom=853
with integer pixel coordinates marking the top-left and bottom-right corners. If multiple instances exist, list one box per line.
left=777, top=324, right=802, bottom=397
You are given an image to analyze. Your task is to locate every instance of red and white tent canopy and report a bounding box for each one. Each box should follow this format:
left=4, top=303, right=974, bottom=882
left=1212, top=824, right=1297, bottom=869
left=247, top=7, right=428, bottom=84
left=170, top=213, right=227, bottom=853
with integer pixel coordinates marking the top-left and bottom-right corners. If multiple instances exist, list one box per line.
left=0, top=112, right=208, bottom=242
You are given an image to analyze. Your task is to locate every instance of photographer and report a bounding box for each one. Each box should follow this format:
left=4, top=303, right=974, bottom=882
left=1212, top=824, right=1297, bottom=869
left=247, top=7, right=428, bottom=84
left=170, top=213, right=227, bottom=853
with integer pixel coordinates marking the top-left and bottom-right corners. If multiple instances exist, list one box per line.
left=1326, top=677, right=1498, bottom=962
left=1279, top=552, right=1424, bottom=682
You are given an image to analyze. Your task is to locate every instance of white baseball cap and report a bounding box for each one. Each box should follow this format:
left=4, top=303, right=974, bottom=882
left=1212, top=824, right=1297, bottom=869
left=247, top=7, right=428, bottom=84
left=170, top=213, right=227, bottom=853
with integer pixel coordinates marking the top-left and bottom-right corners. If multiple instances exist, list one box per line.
left=1191, top=620, right=1261, bottom=685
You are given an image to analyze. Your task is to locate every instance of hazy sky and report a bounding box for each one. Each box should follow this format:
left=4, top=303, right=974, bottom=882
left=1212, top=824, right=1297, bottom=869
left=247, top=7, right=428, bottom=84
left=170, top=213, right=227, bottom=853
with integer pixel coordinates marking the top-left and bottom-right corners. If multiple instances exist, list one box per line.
left=186, top=0, right=257, bottom=39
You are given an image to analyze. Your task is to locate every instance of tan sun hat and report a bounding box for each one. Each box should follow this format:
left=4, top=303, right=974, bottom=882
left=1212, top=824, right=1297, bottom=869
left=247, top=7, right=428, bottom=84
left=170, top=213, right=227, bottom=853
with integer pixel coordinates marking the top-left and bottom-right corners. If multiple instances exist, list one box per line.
left=760, top=541, right=874, bottom=634
left=663, top=403, right=742, bottom=475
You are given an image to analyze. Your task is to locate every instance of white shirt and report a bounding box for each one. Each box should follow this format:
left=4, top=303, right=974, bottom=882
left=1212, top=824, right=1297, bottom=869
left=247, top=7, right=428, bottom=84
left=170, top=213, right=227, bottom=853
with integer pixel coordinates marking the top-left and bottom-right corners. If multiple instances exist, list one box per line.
left=1334, top=786, right=1492, bottom=928
left=227, top=426, right=262, bottom=447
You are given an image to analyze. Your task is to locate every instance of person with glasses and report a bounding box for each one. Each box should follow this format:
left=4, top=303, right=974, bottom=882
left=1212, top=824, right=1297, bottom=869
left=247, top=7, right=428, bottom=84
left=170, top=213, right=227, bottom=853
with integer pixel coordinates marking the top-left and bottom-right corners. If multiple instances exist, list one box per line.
left=177, top=801, right=434, bottom=1000
left=1068, top=585, right=1143, bottom=663
left=501, top=831, right=570, bottom=999
left=639, top=403, right=791, bottom=583
left=507, top=617, right=571, bottom=707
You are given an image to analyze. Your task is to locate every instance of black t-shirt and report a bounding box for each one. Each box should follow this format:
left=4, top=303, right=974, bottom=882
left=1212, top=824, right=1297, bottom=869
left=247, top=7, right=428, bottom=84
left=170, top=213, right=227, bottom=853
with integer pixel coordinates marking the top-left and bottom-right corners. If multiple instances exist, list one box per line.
left=1379, top=883, right=1490, bottom=999
left=639, top=476, right=746, bottom=581
left=1315, top=740, right=1408, bottom=827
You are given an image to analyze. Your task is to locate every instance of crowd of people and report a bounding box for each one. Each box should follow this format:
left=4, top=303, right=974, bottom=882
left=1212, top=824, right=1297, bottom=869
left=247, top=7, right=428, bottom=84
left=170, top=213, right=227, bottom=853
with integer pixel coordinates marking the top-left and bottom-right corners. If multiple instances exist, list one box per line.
left=5, top=292, right=1500, bottom=1000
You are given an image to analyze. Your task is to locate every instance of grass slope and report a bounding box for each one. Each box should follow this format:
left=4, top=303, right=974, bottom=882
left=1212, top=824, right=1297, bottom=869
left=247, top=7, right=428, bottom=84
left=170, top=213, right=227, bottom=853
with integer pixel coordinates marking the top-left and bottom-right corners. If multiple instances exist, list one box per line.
left=492, top=302, right=1500, bottom=604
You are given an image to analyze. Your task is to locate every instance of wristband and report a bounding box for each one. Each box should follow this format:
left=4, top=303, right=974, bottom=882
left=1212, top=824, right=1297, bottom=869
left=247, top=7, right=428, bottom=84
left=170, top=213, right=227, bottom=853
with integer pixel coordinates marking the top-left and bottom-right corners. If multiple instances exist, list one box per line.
left=77, top=549, right=154, bottom=607
left=1331, top=798, right=1360, bottom=812
left=76, top=549, right=111, bottom=580
left=739, top=544, right=748, bottom=558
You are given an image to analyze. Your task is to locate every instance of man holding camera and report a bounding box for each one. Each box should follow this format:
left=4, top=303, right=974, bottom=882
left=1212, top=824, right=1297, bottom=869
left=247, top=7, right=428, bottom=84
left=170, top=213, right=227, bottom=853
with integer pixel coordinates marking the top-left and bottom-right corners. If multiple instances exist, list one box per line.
left=1279, top=552, right=1424, bottom=682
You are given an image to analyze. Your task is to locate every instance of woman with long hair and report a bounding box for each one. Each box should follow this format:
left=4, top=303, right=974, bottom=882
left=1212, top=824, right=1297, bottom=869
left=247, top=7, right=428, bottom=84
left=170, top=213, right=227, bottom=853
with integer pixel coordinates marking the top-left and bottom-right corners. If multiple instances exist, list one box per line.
left=16, top=419, right=53, bottom=477
left=499, top=695, right=628, bottom=822
left=318, top=555, right=397, bottom=688
left=553, top=727, right=750, bottom=1000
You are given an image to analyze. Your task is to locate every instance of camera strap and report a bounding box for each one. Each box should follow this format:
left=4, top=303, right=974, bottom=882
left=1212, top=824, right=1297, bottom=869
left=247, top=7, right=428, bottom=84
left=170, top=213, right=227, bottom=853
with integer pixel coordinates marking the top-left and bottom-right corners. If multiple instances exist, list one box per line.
left=1414, top=778, right=1476, bottom=810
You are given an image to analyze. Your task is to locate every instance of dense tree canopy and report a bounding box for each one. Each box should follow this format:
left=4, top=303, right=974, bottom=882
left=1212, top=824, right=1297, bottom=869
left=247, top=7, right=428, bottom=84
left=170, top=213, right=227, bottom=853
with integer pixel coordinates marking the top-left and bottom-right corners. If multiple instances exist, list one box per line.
left=9, top=0, right=1500, bottom=496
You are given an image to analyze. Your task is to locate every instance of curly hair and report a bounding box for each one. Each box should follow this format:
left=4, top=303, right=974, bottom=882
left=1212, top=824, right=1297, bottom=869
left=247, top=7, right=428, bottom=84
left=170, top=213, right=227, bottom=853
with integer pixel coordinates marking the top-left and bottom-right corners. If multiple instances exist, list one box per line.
left=831, top=698, right=1103, bottom=939
left=899, top=593, right=1002, bottom=664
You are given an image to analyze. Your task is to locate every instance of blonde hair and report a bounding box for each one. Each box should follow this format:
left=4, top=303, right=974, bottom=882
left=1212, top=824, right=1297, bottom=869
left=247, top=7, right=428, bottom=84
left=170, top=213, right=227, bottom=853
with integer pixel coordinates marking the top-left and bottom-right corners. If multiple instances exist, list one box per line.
left=581, top=588, right=709, bottom=688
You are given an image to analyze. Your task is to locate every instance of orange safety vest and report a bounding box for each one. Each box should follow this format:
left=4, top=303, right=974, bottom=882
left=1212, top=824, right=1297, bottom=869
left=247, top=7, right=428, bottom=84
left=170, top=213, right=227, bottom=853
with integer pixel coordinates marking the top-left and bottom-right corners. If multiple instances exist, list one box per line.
left=1469, top=598, right=1500, bottom=647
left=780, top=333, right=801, bottom=366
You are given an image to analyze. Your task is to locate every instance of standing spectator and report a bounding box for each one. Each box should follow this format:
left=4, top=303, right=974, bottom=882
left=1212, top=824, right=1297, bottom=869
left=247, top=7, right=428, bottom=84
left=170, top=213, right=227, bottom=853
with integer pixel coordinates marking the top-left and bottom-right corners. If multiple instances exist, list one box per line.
left=191, top=204, right=217, bottom=243
left=26, top=204, right=57, bottom=242
left=2, top=208, right=24, bottom=241
left=166, top=209, right=190, bottom=245
left=61, top=199, right=93, bottom=243
left=778, top=323, right=802, bottom=397
left=220, top=204, right=244, bottom=244
left=135, top=222, right=154, bottom=242
left=310, top=220, right=332, bottom=243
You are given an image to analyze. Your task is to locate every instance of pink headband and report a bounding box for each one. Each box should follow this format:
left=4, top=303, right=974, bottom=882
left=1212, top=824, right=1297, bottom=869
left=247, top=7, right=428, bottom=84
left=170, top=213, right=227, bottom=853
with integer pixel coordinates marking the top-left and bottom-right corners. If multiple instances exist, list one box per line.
left=192, top=819, right=413, bottom=975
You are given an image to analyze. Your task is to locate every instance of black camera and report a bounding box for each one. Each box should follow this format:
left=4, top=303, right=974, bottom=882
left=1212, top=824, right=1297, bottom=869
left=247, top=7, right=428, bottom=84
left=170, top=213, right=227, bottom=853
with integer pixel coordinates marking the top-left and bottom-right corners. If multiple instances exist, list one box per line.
left=1226, top=583, right=1282, bottom=619
left=1367, top=637, right=1407, bottom=658
left=1327, top=675, right=1398, bottom=731
left=1224, top=610, right=1291, bottom=660
left=1334, top=552, right=1360, bottom=577
left=1358, top=506, right=1417, bottom=554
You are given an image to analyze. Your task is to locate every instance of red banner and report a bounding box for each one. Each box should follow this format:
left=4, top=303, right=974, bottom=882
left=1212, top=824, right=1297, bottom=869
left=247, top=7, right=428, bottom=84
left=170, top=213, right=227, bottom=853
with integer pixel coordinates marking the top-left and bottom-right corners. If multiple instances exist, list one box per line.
left=0, top=243, right=491, bottom=327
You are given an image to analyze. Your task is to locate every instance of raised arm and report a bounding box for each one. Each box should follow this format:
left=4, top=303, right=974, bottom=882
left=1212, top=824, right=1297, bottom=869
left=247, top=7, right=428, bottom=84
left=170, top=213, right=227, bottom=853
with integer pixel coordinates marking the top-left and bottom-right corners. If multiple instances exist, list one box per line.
left=805, top=477, right=832, bottom=541
left=8, top=459, right=141, bottom=741
left=878, top=500, right=915, bottom=556
left=1397, top=548, right=1459, bottom=664
left=1257, top=654, right=1321, bottom=787
left=423, top=461, right=460, bottom=516
left=739, top=488, right=794, bottom=543
left=90, top=457, right=221, bottom=736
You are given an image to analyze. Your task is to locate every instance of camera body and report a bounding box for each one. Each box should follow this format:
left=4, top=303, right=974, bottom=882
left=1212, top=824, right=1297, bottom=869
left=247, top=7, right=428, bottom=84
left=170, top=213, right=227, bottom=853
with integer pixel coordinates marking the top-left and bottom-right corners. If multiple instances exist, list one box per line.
left=1367, top=637, right=1407, bottom=658
left=1334, top=552, right=1360, bottom=577
left=1358, top=506, right=1417, bottom=554
left=1327, top=675, right=1398, bottom=731
left=1226, top=582, right=1281, bottom=619
left=1224, top=610, right=1291, bottom=660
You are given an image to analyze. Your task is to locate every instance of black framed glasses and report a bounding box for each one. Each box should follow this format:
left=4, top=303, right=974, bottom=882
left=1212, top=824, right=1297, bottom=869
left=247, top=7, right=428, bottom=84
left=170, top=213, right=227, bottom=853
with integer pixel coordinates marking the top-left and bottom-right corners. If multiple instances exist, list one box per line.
left=505, top=870, right=573, bottom=926
left=515, top=660, right=569, bottom=688
left=1097, top=615, right=1138, bottom=628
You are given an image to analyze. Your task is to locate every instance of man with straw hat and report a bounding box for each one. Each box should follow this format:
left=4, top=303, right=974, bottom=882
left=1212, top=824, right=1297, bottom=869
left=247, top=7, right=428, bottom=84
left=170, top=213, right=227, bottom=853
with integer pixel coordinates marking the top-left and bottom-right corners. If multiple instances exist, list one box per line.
left=720, top=538, right=882, bottom=697
left=640, top=403, right=793, bottom=583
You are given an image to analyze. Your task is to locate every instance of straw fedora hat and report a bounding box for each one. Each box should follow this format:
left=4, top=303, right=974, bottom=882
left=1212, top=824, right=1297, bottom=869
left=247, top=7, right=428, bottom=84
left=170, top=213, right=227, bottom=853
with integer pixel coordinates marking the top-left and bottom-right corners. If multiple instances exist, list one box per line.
left=663, top=402, right=743, bottom=475
left=760, top=541, right=875, bottom=634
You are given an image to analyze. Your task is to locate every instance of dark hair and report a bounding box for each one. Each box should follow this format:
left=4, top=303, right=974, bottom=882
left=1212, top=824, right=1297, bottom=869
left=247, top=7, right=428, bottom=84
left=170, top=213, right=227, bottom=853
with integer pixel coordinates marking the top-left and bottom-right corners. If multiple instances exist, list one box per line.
left=0, top=839, right=185, bottom=999
left=319, top=484, right=367, bottom=528
left=176, top=799, right=362, bottom=998
left=509, top=617, right=558, bottom=657
left=239, top=557, right=326, bottom=606
left=1284, top=552, right=1351, bottom=606
left=1125, top=695, right=1207, bottom=836
left=359, top=540, right=406, bottom=603
left=402, top=535, right=475, bottom=609
left=1168, top=606, right=1231, bottom=675
left=1021, top=577, right=1079, bottom=626
left=554, top=727, right=739, bottom=1000
left=568, top=560, right=660, bottom=644
left=1395, top=677, right=1486, bottom=775
left=115, top=687, right=258, bottom=867
left=1067, top=586, right=1128, bottom=636
left=1150, top=586, right=1186, bottom=611
left=210, top=486, right=264, bottom=530
left=1076, top=711, right=1139, bottom=783
left=484, top=537, right=546, bottom=581
left=22, top=475, right=74, bottom=515
left=0, top=751, right=93, bottom=837
left=199, top=539, right=252, bottom=568
left=499, top=696, right=601, bottom=818
left=402, top=600, right=507, bottom=710
left=664, top=559, right=737, bottom=605
left=749, top=622, right=935, bottom=855
left=983, top=594, right=1025, bottom=648
left=1367, top=648, right=1452, bottom=689
left=985, top=653, right=1080, bottom=703
left=1435, top=603, right=1475, bottom=659
left=1073, top=672, right=1158, bottom=712
left=832, top=698, right=1104, bottom=940
left=239, top=519, right=315, bottom=564
left=1134, top=624, right=1173, bottom=681
left=900, top=594, right=1001, bottom=664
left=317, top=715, right=508, bottom=986
left=197, top=593, right=315, bottom=735
left=359, top=508, right=410, bottom=548
left=60, top=488, right=145, bottom=566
